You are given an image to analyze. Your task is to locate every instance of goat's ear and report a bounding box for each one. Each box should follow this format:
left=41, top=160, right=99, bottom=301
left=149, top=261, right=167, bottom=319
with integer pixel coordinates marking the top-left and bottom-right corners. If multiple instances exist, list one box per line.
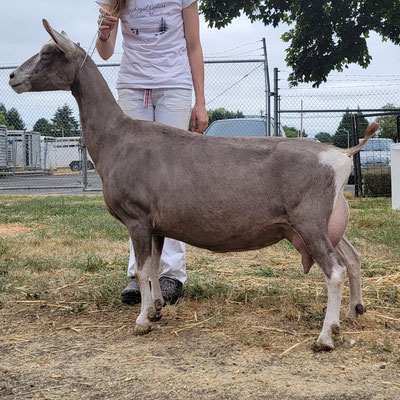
left=42, top=19, right=78, bottom=61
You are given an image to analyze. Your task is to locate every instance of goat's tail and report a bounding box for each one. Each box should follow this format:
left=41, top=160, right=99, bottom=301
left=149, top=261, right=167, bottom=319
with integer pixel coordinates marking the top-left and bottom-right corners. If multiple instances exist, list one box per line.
left=341, top=122, right=379, bottom=157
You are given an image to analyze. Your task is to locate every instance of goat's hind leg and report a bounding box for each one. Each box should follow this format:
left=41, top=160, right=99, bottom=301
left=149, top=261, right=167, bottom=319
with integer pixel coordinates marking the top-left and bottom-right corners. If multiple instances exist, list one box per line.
left=335, top=235, right=366, bottom=319
left=294, top=225, right=346, bottom=351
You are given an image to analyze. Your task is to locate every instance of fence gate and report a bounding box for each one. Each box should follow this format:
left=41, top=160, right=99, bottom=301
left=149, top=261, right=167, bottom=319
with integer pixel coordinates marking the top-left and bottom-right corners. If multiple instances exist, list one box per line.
left=352, top=112, right=400, bottom=197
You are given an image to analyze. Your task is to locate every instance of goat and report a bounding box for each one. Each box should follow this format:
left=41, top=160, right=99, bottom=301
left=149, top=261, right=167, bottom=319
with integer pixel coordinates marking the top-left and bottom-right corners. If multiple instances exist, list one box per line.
left=9, top=20, right=378, bottom=351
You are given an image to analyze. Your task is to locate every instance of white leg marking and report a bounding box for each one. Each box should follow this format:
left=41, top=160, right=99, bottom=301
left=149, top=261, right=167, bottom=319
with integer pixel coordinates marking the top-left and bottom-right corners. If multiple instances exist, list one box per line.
left=317, top=263, right=345, bottom=349
left=135, top=256, right=154, bottom=333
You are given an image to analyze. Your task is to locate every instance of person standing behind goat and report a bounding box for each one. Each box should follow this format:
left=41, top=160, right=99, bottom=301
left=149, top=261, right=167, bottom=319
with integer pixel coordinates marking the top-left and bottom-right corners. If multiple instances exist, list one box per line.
left=96, top=0, right=208, bottom=305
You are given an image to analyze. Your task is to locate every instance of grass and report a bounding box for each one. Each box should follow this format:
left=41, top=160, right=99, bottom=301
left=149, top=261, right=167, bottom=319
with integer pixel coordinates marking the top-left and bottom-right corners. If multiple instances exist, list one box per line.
left=0, top=193, right=399, bottom=359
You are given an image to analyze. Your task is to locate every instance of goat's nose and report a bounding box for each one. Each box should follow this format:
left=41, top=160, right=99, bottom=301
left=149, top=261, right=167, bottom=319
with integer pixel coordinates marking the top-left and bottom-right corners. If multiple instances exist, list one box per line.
left=9, top=72, right=14, bottom=79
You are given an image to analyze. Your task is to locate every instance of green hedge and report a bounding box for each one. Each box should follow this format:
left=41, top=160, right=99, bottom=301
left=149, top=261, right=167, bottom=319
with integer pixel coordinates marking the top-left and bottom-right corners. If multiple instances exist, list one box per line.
left=363, top=167, right=391, bottom=197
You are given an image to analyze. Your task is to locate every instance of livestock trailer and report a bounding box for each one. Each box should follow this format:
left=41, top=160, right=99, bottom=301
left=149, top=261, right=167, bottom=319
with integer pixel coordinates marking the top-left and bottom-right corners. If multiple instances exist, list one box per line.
left=0, top=125, right=7, bottom=169
left=40, top=136, right=57, bottom=170
left=53, top=136, right=94, bottom=170
left=7, top=130, right=42, bottom=170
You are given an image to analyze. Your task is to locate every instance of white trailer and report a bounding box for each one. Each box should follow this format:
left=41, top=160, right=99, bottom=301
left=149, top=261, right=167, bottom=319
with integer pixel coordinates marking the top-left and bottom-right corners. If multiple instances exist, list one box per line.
left=40, top=136, right=57, bottom=170
left=0, top=125, right=7, bottom=169
left=7, top=130, right=42, bottom=170
left=53, top=136, right=94, bottom=171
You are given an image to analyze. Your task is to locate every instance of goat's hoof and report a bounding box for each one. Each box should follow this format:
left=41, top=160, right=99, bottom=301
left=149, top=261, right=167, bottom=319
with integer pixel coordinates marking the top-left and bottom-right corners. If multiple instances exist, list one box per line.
left=134, top=324, right=151, bottom=335
left=312, top=341, right=334, bottom=352
left=355, top=304, right=366, bottom=315
left=346, top=303, right=366, bottom=319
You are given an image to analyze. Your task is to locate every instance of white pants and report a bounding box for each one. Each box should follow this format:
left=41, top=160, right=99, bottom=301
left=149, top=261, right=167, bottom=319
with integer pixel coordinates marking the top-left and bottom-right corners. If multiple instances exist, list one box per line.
left=118, top=88, right=192, bottom=284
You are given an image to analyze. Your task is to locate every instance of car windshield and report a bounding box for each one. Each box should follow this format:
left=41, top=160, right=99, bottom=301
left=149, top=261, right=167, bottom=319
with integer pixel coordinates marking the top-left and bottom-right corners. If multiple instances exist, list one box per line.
left=361, top=140, right=393, bottom=151
left=206, top=120, right=266, bottom=137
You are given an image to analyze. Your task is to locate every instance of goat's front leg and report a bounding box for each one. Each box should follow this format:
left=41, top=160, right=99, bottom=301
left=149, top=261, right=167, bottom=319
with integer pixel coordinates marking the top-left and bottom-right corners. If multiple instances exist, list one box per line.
left=148, top=235, right=165, bottom=322
left=130, top=227, right=155, bottom=334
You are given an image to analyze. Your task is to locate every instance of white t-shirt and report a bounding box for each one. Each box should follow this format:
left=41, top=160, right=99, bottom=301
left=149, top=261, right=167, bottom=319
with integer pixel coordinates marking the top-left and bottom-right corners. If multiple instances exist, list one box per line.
left=115, top=0, right=197, bottom=89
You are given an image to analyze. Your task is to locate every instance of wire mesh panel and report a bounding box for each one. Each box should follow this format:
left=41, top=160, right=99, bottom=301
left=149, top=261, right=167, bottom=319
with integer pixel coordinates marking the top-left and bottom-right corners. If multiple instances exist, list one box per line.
left=3, top=59, right=400, bottom=196
left=0, top=59, right=267, bottom=192
left=278, top=86, right=400, bottom=197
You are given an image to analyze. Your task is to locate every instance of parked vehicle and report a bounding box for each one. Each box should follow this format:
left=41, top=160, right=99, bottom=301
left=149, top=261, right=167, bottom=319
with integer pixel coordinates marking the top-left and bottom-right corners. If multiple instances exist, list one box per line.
left=69, top=160, right=95, bottom=171
left=359, top=138, right=394, bottom=167
left=348, top=137, right=394, bottom=184
left=52, top=136, right=94, bottom=171
left=204, top=118, right=286, bottom=137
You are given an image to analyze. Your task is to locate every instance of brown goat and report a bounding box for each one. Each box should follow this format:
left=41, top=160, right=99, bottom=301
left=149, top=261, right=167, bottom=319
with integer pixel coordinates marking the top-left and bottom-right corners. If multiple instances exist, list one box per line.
left=9, top=20, right=378, bottom=351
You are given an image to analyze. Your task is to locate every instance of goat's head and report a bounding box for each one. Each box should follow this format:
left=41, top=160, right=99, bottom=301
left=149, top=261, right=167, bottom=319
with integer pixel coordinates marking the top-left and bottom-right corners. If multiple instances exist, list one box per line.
left=9, top=20, right=84, bottom=93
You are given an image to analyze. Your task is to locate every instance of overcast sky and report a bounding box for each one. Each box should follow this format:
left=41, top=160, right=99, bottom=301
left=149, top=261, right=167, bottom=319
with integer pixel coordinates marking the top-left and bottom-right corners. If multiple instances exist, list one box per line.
left=1, top=1, right=400, bottom=133
left=3, top=1, right=400, bottom=81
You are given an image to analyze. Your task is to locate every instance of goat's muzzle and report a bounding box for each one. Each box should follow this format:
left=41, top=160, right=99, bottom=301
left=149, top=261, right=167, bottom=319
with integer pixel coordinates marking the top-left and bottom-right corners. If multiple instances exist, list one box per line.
left=9, top=70, right=32, bottom=94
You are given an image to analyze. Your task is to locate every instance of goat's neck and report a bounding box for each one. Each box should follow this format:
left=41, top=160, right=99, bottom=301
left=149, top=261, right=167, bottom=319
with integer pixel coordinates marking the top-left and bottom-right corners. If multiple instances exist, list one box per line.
left=71, top=57, right=124, bottom=165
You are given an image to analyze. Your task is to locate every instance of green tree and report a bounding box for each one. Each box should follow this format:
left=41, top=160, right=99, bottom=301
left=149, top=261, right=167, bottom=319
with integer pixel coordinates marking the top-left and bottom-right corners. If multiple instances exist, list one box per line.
left=0, top=113, right=8, bottom=127
left=6, top=107, right=26, bottom=130
left=33, top=118, right=53, bottom=135
left=283, top=125, right=307, bottom=138
left=315, top=132, right=332, bottom=143
left=207, top=108, right=244, bottom=125
left=332, top=109, right=368, bottom=148
left=0, top=104, right=12, bottom=129
left=51, top=104, right=80, bottom=137
left=375, top=104, right=399, bottom=141
left=200, top=0, right=400, bottom=86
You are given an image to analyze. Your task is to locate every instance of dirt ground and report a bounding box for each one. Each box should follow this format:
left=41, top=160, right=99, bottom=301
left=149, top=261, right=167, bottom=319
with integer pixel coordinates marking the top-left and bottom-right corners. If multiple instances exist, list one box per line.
left=1, top=302, right=399, bottom=400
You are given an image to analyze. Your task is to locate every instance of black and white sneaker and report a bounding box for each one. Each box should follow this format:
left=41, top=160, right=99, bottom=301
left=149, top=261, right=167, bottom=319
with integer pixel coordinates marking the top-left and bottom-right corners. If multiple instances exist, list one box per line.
left=121, top=277, right=141, bottom=305
left=159, top=276, right=183, bottom=305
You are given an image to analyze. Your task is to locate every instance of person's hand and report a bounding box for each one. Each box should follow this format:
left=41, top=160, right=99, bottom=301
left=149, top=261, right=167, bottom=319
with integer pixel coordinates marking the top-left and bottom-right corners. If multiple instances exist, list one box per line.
left=98, top=8, right=118, bottom=40
left=191, top=104, right=208, bottom=134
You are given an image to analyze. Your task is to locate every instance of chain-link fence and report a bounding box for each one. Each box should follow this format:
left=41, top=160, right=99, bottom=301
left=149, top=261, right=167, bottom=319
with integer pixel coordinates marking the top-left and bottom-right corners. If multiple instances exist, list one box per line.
left=277, top=72, right=400, bottom=197
left=1, top=60, right=400, bottom=196
left=0, top=58, right=267, bottom=192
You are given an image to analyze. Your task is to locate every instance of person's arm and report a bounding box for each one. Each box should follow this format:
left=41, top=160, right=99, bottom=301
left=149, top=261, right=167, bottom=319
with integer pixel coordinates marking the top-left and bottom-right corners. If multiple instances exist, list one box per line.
left=96, top=8, right=119, bottom=60
left=183, top=2, right=209, bottom=133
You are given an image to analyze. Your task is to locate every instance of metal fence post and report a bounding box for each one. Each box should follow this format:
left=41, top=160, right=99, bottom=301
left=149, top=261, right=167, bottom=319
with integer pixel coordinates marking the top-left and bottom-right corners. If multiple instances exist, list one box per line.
left=352, top=116, right=362, bottom=197
left=273, top=68, right=279, bottom=136
left=80, top=134, right=88, bottom=191
left=397, top=116, right=400, bottom=143
left=263, top=38, right=271, bottom=136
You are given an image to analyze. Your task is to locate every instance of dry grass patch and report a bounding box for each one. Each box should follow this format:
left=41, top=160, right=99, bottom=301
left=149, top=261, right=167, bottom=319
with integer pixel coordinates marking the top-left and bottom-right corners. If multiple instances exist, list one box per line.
left=0, top=223, right=34, bottom=236
left=0, top=194, right=399, bottom=364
